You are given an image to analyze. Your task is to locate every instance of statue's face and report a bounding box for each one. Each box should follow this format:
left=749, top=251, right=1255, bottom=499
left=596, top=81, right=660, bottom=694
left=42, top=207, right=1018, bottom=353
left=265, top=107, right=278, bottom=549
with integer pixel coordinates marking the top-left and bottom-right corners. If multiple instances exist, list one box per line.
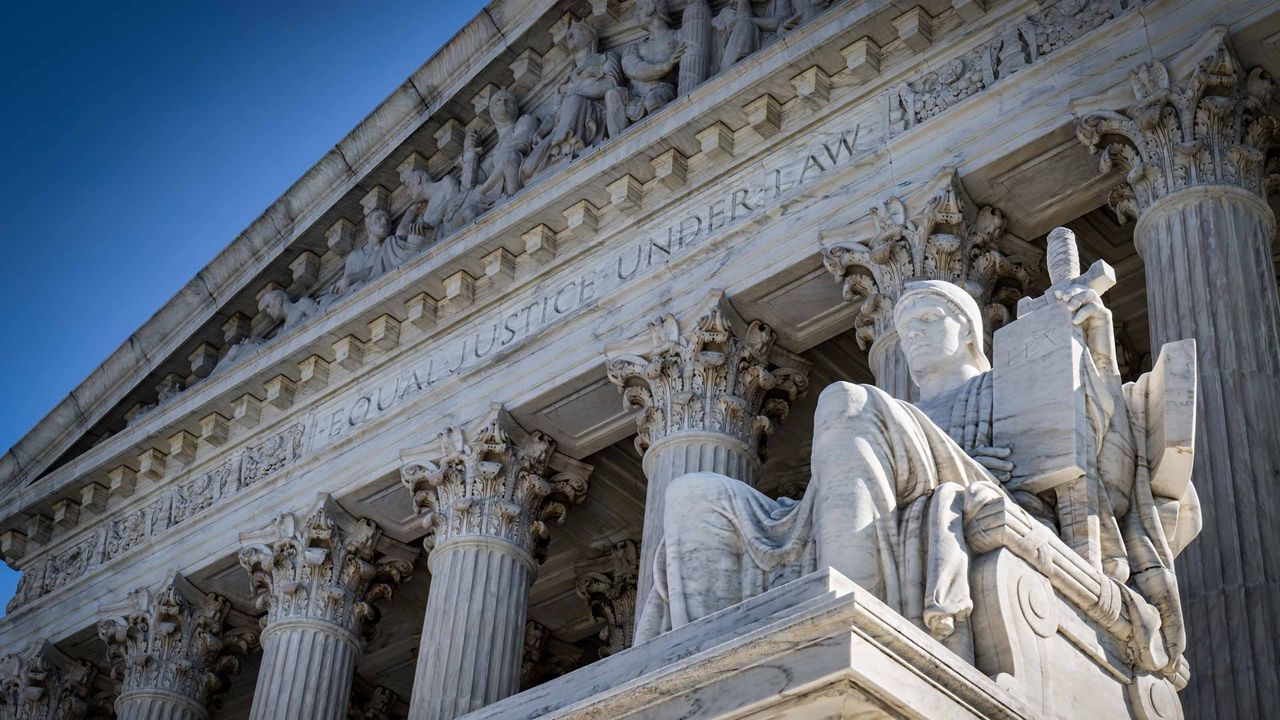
left=896, top=294, right=971, bottom=377
left=368, top=210, right=391, bottom=239
left=260, top=291, right=285, bottom=319
left=490, top=90, right=517, bottom=124
left=566, top=22, right=591, bottom=51
left=636, top=0, right=657, bottom=19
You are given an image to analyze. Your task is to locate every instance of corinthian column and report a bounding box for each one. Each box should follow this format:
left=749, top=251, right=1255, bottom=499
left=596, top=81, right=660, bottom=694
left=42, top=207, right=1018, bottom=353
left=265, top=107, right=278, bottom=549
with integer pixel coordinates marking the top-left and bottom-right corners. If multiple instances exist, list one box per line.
left=238, top=494, right=413, bottom=720
left=98, top=574, right=255, bottom=720
left=606, top=291, right=811, bottom=603
left=399, top=405, right=592, bottom=720
left=1075, top=30, right=1280, bottom=719
left=822, top=167, right=1032, bottom=400
left=0, top=640, right=96, bottom=720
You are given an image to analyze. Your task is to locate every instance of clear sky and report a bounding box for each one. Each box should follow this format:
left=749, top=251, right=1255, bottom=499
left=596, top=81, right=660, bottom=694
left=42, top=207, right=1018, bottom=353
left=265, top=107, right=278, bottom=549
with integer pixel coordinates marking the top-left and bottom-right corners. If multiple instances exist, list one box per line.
left=0, top=0, right=489, bottom=612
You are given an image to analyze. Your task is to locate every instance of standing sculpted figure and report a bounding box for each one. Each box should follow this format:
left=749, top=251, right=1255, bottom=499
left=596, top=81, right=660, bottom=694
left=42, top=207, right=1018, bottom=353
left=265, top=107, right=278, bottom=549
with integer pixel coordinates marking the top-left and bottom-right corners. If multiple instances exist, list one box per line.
left=526, top=21, right=627, bottom=173
left=621, top=0, right=686, bottom=113
left=637, top=274, right=1200, bottom=674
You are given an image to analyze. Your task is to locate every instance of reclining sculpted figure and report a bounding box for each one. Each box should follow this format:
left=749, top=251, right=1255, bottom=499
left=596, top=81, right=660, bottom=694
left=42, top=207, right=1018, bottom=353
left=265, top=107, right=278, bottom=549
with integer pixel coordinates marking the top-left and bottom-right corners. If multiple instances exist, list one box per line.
left=637, top=232, right=1201, bottom=678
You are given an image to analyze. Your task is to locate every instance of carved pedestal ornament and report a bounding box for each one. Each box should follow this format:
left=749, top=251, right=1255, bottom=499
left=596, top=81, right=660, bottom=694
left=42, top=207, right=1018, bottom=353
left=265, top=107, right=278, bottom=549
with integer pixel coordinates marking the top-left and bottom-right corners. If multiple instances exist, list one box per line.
left=238, top=494, right=413, bottom=720
left=1074, top=29, right=1280, bottom=719
left=605, top=290, right=810, bottom=610
left=822, top=168, right=1032, bottom=399
left=574, top=540, right=640, bottom=656
left=399, top=406, right=592, bottom=720
left=0, top=641, right=96, bottom=720
left=97, top=573, right=257, bottom=720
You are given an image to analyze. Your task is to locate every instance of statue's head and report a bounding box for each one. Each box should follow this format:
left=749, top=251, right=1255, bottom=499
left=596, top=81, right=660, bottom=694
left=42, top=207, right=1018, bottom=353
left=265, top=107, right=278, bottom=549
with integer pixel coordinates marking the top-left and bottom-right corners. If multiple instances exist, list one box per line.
left=565, top=19, right=597, bottom=52
left=894, top=280, right=990, bottom=384
left=489, top=89, right=519, bottom=125
left=366, top=208, right=392, bottom=240
left=258, top=289, right=288, bottom=320
left=635, top=0, right=671, bottom=24
left=400, top=165, right=430, bottom=198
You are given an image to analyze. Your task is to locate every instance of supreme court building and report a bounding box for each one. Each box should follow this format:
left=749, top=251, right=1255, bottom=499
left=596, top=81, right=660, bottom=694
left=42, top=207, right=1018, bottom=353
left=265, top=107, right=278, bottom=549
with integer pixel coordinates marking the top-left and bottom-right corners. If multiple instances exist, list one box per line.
left=2, top=0, right=1278, bottom=718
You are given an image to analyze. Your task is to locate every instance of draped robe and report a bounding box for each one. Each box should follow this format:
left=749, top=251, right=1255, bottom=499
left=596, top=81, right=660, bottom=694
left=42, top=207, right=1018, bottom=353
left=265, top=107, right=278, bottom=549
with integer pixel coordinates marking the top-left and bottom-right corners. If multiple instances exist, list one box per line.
left=637, top=363, right=1201, bottom=671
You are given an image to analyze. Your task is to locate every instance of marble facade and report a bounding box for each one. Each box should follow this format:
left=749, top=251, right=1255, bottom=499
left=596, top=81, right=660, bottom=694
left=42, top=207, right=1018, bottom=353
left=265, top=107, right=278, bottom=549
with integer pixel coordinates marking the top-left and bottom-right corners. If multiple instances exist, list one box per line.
left=1, top=1, right=1277, bottom=719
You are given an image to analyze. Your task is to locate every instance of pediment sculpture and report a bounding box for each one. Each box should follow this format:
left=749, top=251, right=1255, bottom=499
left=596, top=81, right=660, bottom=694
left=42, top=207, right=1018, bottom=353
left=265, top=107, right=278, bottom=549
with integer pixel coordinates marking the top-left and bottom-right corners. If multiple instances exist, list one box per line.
left=636, top=227, right=1201, bottom=686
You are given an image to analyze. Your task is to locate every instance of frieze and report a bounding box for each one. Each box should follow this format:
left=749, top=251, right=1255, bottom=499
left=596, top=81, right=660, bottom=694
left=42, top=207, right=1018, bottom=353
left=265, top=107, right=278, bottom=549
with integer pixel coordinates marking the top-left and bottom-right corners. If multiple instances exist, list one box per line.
left=7, top=423, right=306, bottom=612
left=888, top=0, right=1153, bottom=134
left=310, top=127, right=866, bottom=451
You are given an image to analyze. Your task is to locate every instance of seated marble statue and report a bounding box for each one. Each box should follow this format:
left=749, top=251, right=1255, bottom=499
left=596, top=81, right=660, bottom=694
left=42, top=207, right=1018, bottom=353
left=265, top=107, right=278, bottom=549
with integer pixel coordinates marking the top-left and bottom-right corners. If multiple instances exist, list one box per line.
left=636, top=278, right=1200, bottom=673
left=333, top=205, right=430, bottom=296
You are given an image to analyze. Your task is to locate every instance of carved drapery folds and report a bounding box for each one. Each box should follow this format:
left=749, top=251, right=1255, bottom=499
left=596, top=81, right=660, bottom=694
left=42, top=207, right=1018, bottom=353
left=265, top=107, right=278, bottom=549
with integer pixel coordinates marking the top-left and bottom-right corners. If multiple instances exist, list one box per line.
left=400, top=405, right=591, bottom=563
left=574, top=540, right=639, bottom=656
left=0, top=641, right=96, bottom=720
left=238, top=494, right=413, bottom=641
left=822, top=169, right=1032, bottom=351
left=1075, top=33, right=1278, bottom=227
left=97, top=574, right=256, bottom=711
left=605, top=294, right=810, bottom=460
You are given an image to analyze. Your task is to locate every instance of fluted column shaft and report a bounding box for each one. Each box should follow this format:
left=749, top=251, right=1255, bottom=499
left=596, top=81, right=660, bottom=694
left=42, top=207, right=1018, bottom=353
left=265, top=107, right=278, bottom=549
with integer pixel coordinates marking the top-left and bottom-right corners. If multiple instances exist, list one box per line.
left=637, top=431, right=758, bottom=603
left=400, top=407, right=592, bottom=720
left=249, top=619, right=359, bottom=720
left=1135, top=185, right=1280, bottom=718
left=116, top=689, right=207, bottom=720
left=410, top=540, right=533, bottom=720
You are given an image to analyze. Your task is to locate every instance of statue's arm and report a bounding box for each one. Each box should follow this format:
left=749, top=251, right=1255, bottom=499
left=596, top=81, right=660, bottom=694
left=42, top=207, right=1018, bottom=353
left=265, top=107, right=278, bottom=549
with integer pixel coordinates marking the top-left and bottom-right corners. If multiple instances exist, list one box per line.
left=621, top=42, right=685, bottom=81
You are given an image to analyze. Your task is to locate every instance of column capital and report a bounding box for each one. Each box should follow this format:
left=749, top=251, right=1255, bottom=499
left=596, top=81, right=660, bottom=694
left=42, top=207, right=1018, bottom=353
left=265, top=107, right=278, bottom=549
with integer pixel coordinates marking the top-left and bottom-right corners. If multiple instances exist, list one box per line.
left=97, top=573, right=255, bottom=710
left=0, top=640, right=97, bottom=720
left=1075, top=28, right=1279, bottom=226
left=822, top=167, right=1032, bottom=351
left=399, top=405, right=592, bottom=563
left=604, top=290, right=811, bottom=459
left=237, top=494, right=414, bottom=643
left=574, top=539, right=639, bottom=656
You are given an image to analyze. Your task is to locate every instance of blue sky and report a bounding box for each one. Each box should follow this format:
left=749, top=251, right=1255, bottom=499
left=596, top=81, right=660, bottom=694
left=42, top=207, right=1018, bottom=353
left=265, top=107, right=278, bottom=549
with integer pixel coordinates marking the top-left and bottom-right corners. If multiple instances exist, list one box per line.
left=0, top=0, right=488, bottom=612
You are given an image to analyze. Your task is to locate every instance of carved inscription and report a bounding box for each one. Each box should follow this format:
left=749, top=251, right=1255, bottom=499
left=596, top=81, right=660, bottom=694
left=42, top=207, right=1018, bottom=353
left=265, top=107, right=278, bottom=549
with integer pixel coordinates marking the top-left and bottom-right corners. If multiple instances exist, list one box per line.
left=312, top=128, right=863, bottom=449
left=8, top=423, right=306, bottom=612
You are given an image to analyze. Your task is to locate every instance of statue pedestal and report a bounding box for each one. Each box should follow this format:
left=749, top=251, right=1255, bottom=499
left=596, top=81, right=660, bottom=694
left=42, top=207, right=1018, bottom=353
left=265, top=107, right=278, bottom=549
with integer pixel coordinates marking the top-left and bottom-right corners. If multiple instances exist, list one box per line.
left=467, top=494, right=1187, bottom=720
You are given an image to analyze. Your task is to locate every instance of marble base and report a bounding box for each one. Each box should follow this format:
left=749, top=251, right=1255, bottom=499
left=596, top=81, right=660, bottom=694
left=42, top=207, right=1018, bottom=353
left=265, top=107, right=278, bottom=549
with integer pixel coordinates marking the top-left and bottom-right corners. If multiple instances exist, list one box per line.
left=465, top=568, right=1030, bottom=720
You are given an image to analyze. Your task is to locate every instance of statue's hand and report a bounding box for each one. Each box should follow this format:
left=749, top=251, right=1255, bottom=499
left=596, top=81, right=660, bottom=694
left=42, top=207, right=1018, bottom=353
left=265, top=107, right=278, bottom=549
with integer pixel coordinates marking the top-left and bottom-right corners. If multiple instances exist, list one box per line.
left=969, top=446, right=1013, bottom=483
left=1055, top=284, right=1105, bottom=329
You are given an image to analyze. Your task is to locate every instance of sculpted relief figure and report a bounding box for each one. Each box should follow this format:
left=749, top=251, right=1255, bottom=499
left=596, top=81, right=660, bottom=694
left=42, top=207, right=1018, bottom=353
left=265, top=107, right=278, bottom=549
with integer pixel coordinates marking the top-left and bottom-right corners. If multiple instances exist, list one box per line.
left=621, top=0, right=686, bottom=115
left=637, top=254, right=1201, bottom=675
left=526, top=21, right=628, bottom=173
left=463, top=89, right=544, bottom=202
left=334, top=200, right=430, bottom=296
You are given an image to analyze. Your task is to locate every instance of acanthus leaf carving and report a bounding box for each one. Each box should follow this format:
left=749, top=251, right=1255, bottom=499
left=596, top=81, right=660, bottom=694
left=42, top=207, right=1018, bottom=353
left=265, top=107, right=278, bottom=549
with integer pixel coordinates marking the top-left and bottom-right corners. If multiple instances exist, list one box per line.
left=822, top=169, right=1033, bottom=351
left=605, top=295, right=810, bottom=458
left=1076, top=32, right=1278, bottom=227
left=96, top=574, right=256, bottom=709
left=237, top=494, right=413, bottom=642
left=574, top=539, right=639, bottom=656
left=399, top=405, right=592, bottom=562
left=0, top=641, right=96, bottom=720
